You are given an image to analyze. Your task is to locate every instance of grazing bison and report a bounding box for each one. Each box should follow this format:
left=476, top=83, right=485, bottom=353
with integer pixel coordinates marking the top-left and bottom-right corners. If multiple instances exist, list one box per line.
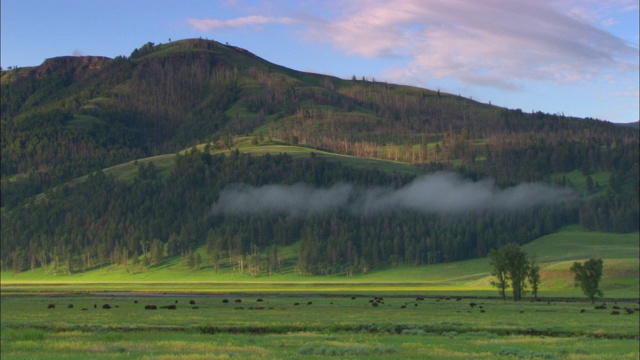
left=102, top=304, right=111, bottom=309
left=256, top=298, right=264, bottom=302
left=580, top=309, right=586, bottom=313
left=192, top=306, right=199, bottom=309
left=480, top=309, right=486, bottom=313
left=293, top=302, right=300, bottom=306
left=47, top=304, right=55, bottom=309
left=469, top=303, right=477, bottom=308
left=235, top=299, right=242, bottom=303
left=372, top=302, right=379, bottom=307
left=94, top=304, right=97, bottom=309
left=307, top=302, right=313, bottom=305
left=351, top=296, right=356, bottom=300
left=400, top=305, right=406, bottom=309
left=189, top=300, right=196, bottom=305
left=222, top=299, right=229, bottom=303
left=167, top=304, right=177, bottom=310
left=610, top=311, right=620, bottom=315
left=67, top=304, right=74, bottom=309
left=624, top=308, right=634, bottom=315
left=134, top=300, right=138, bottom=304
left=81, top=308, right=88, bottom=311
left=145, top=305, right=158, bottom=310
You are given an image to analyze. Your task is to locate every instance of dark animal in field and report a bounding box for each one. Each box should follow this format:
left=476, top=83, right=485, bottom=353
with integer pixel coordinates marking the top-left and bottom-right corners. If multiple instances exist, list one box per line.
left=610, top=311, right=620, bottom=315
left=414, top=304, right=418, bottom=307
left=612, top=305, right=620, bottom=309
left=624, top=308, right=634, bottom=315
left=67, top=304, right=73, bottom=308
left=94, top=304, right=97, bottom=309
left=145, top=305, right=157, bottom=310
left=189, top=300, right=196, bottom=305
left=114, top=305, right=119, bottom=308
left=469, top=303, right=477, bottom=308
left=369, top=300, right=374, bottom=303
left=294, top=302, right=300, bottom=306
left=256, top=298, right=263, bottom=302
left=192, top=306, right=199, bottom=309
left=580, top=309, right=586, bottom=313
left=134, top=300, right=138, bottom=304
left=519, top=310, right=524, bottom=313
left=372, top=302, right=379, bottom=307
left=400, top=305, right=406, bottom=308
left=351, top=296, right=356, bottom=300
left=595, top=304, right=607, bottom=310
left=175, top=300, right=179, bottom=304
left=82, top=308, right=88, bottom=311
left=478, top=305, right=483, bottom=309
left=222, top=299, right=229, bottom=303
left=456, top=297, right=461, bottom=301
left=416, top=297, right=425, bottom=301
left=47, top=304, right=55, bottom=309
left=102, top=304, right=111, bottom=309
left=165, top=304, right=177, bottom=310
left=235, top=299, right=242, bottom=303
left=480, top=309, right=486, bottom=313
left=307, top=302, right=313, bottom=305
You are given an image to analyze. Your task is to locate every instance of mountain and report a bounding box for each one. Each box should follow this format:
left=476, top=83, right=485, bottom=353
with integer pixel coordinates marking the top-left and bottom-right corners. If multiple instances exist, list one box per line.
left=1, top=39, right=638, bottom=275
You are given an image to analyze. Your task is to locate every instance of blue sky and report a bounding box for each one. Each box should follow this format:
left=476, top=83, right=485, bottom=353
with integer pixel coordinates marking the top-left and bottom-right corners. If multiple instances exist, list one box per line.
left=2, top=0, right=638, bottom=123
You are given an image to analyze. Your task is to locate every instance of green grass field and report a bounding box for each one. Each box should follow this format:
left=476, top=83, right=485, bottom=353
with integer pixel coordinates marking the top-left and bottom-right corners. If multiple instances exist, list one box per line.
left=1, top=293, right=638, bottom=359
left=2, top=227, right=638, bottom=359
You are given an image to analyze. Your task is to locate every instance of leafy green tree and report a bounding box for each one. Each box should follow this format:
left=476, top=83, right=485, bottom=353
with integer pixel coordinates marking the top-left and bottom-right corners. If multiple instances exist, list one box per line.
left=488, top=247, right=509, bottom=301
left=570, top=259, right=603, bottom=303
left=528, top=255, right=541, bottom=299
left=489, top=243, right=531, bottom=301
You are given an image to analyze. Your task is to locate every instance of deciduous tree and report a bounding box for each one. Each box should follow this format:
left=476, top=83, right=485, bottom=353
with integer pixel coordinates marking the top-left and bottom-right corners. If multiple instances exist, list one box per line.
left=570, top=259, right=603, bottom=303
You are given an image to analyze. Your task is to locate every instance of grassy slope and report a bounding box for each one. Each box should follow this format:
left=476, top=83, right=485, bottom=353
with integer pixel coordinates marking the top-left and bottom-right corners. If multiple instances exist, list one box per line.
left=35, top=137, right=422, bottom=198
left=2, top=227, right=638, bottom=298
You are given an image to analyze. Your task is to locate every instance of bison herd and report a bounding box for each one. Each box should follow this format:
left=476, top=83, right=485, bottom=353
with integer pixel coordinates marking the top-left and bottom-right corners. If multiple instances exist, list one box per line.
left=44, top=297, right=640, bottom=318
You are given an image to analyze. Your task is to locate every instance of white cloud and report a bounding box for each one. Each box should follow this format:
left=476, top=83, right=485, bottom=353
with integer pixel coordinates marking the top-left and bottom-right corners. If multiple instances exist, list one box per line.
left=186, top=15, right=297, bottom=31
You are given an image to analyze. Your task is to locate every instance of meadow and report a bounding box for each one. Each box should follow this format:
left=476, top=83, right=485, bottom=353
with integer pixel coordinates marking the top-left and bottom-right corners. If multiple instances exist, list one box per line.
left=2, top=293, right=639, bottom=359
left=2, top=227, right=638, bottom=359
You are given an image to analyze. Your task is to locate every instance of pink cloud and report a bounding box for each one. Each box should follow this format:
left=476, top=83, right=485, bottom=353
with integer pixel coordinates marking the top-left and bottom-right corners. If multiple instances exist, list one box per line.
left=305, top=0, right=638, bottom=88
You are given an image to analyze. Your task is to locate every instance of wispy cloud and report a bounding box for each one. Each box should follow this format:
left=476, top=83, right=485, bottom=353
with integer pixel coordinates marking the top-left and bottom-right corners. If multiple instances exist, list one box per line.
left=305, top=0, right=638, bottom=89
left=186, top=15, right=297, bottom=31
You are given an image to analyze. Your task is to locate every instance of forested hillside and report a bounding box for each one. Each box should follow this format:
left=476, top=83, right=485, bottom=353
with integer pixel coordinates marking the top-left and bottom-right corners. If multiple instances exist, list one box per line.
left=1, top=39, right=638, bottom=274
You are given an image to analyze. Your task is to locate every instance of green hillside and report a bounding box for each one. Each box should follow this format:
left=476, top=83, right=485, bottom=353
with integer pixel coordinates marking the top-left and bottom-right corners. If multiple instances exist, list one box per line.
left=1, top=38, right=638, bottom=281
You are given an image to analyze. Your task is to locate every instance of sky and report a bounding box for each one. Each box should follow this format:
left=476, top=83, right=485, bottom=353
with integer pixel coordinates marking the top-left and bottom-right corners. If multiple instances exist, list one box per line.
left=2, top=0, right=638, bottom=123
